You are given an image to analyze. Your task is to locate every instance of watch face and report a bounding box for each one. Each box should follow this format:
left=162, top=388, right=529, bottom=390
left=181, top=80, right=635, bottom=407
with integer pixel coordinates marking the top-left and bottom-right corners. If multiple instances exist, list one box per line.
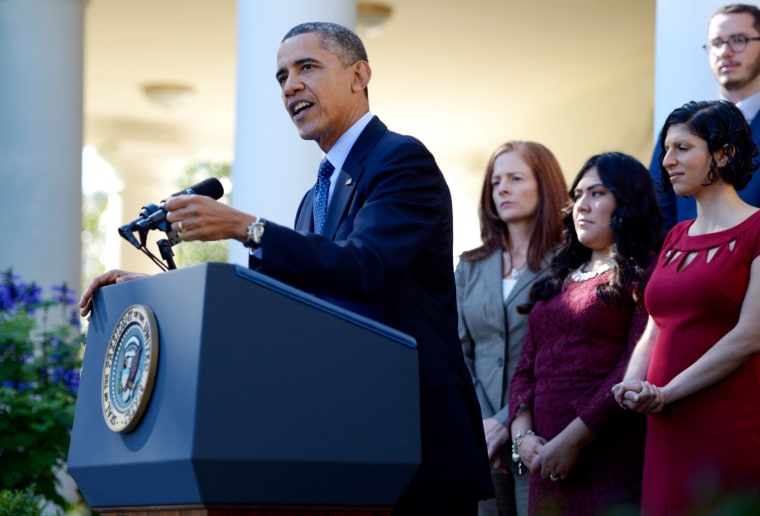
left=247, top=220, right=264, bottom=246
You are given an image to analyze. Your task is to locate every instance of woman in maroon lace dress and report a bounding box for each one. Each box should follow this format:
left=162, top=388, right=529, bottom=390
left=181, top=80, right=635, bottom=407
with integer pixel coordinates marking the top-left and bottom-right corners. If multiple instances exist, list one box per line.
left=509, top=152, right=663, bottom=515
left=614, top=100, right=760, bottom=515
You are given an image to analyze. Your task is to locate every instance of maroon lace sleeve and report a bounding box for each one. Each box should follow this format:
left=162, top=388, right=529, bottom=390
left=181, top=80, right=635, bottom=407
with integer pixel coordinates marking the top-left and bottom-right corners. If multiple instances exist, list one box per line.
left=507, top=319, right=537, bottom=427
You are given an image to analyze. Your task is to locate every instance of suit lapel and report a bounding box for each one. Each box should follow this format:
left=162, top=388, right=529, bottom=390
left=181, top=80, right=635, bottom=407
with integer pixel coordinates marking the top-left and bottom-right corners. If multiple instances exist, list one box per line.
left=504, top=252, right=551, bottom=306
left=322, top=116, right=386, bottom=238
left=505, top=267, right=535, bottom=306
left=483, top=251, right=506, bottom=324
left=295, top=187, right=316, bottom=233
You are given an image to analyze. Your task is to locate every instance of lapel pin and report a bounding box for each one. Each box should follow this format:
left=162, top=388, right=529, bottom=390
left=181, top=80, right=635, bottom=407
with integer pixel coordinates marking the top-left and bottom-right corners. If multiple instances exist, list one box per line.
left=345, top=178, right=353, bottom=186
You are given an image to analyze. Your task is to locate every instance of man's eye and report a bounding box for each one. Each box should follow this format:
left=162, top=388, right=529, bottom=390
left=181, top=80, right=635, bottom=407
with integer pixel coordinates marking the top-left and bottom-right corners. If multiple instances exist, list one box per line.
left=730, top=35, right=748, bottom=45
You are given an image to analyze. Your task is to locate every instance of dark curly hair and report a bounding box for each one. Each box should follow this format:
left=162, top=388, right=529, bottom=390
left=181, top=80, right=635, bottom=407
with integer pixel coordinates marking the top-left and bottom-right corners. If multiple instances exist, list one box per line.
left=520, top=152, right=664, bottom=313
left=656, top=100, right=759, bottom=192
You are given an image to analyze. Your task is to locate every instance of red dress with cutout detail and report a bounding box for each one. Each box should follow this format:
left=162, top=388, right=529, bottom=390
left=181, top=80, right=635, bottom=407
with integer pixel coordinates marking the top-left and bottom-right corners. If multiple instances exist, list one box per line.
left=642, top=210, right=760, bottom=515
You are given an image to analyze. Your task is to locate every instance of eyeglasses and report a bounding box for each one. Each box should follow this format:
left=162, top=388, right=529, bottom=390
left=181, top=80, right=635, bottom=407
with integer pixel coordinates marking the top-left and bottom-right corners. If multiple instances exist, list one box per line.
left=703, top=34, right=760, bottom=54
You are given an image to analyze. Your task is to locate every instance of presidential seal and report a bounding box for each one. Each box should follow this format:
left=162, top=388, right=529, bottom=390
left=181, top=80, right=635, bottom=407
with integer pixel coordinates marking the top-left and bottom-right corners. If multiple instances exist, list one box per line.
left=101, top=304, right=159, bottom=433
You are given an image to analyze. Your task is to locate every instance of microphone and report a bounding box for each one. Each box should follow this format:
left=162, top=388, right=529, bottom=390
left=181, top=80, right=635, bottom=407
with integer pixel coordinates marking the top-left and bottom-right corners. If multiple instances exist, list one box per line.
left=173, top=177, right=225, bottom=198
left=119, top=178, right=224, bottom=248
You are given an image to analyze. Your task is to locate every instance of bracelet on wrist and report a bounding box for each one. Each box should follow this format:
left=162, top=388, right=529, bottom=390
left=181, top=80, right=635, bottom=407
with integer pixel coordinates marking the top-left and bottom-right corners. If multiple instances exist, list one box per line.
left=511, top=429, right=535, bottom=463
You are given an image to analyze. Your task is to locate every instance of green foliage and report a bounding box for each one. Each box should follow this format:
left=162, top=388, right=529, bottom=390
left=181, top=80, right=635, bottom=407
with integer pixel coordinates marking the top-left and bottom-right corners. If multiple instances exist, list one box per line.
left=81, top=190, right=109, bottom=289
left=174, top=161, right=232, bottom=267
left=0, top=487, right=46, bottom=516
left=0, top=270, right=85, bottom=511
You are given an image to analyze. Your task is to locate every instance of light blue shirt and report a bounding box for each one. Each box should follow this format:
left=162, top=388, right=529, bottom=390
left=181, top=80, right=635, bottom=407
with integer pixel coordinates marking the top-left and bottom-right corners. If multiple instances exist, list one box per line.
left=322, top=111, right=373, bottom=204
left=735, top=90, right=760, bottom=124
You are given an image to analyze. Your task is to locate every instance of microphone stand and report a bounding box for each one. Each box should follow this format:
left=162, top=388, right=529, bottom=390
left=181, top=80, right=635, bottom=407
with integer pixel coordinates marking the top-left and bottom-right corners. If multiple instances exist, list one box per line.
left=156, top=230, right=181, bottom=271
left=120, top=222, right=181, bottom=272
left=157, top=241, right=177, bottom=271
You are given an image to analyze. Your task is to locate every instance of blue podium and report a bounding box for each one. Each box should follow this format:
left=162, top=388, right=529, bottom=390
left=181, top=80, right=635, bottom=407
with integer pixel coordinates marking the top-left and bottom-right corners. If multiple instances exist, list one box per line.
left=67, top=263, right=420, bottom=514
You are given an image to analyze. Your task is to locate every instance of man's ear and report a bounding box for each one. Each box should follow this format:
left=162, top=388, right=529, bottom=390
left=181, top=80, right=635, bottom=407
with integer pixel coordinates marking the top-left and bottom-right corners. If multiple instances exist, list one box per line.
left=351, top=61, right=371, bottom=93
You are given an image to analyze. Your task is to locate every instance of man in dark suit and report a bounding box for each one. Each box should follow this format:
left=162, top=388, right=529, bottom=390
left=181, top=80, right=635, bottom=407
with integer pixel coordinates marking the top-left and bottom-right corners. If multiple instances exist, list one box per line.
left=650, top=3, right=760, bottom=232
left=81, top=21, right=492, bottom=514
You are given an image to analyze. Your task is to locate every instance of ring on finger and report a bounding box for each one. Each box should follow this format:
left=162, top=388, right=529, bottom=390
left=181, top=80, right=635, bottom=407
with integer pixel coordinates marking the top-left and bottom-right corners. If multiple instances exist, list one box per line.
left=178, top=220, right=184, bottom=232
left=549, top=474, right=560, bottom=481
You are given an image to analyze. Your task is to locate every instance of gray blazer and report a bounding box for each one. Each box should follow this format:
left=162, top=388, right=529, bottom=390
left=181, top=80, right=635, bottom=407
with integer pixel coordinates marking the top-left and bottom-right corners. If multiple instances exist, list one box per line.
left=455, top=248, right=550, bottom=426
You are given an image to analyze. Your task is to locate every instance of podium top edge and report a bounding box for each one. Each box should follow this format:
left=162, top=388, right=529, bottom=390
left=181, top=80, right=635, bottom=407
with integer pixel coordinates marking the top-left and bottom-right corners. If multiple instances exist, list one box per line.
left=213, top=263, right=417, bottom=350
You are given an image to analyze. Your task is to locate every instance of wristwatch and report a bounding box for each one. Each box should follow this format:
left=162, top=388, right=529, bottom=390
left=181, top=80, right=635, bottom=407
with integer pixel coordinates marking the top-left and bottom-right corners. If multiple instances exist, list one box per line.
left=244, top=218, right=265, bottom=248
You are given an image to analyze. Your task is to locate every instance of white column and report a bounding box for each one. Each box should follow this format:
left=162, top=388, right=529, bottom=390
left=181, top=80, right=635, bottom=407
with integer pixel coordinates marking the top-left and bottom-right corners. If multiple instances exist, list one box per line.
left=0, top=0, right=85, bottom=295
left=653, top=0, right=729, bottom=137
left=230, top=0, right=356, bottom=265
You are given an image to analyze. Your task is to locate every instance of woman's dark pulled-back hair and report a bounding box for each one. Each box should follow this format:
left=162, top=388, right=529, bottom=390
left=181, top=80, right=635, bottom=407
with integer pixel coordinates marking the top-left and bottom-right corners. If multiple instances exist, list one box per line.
left=657, top=100, right=759, bottom=192
left=521, top=152, right=664, bottom=313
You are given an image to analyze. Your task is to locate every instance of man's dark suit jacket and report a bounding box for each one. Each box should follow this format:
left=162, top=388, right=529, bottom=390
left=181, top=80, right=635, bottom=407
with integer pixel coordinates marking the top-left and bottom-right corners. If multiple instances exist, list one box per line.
left=649, top=114, right=760, bottom=232
left=251, top=116, right=493, bottom=509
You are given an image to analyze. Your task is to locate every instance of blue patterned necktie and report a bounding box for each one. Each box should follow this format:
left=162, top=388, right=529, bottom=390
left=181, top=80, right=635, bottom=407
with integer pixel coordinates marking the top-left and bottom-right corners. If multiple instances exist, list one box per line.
left=313, top=158, right=334, bottom=234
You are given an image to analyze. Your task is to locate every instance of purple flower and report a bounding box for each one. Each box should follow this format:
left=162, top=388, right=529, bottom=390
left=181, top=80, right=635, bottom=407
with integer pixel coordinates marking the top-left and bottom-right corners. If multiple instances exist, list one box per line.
left=0, top=269, right=42, bottom=312
left=17, top=381, right=34, bottom=392
left=2, top=379, right=16, bottom=389
left=0, top=269, right=85, bottom=506
left=64, top=369, right=80, bottom=393
left=68, top=308, right=81, bottom=330
left=49, top=366, right=65, bottom=383
left=52, top=283, right=77, bottom=305
left=0, top=283, right=12, bottom=311
left=48, top=335, right=62, bottom=349
left=22, top=283, right=42, bottom=308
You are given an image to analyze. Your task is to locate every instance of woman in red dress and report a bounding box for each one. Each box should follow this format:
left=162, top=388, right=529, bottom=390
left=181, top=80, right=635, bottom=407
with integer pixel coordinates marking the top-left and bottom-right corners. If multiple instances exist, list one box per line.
left=509, top=152, right=663, bottom=515
left=614, top=100, right=760, bottom=514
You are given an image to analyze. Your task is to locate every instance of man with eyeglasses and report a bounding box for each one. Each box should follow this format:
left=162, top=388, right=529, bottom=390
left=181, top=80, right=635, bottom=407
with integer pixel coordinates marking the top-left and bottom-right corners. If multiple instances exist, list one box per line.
left=649, top=3, right=760, bottom=232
